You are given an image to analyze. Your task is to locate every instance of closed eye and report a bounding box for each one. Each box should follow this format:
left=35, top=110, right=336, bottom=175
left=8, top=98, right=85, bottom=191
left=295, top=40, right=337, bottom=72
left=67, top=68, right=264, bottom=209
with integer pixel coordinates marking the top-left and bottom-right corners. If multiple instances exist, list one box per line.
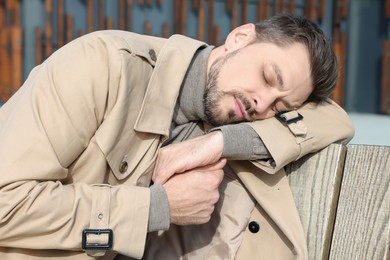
left=263, top=69, right=273, bottom=86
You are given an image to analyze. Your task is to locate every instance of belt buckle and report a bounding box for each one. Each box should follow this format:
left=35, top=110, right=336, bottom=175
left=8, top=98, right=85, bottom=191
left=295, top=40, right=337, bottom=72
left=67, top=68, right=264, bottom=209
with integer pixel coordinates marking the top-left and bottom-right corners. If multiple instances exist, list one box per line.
left=82, top=229, right=113, bottom=250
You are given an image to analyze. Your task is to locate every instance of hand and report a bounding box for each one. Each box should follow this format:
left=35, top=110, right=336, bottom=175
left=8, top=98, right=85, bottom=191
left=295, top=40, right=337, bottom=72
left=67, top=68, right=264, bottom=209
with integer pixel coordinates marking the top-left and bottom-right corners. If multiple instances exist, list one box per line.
left=163, top=158, right=226, bottom=225
left=153, top=131, right=224, bottom=184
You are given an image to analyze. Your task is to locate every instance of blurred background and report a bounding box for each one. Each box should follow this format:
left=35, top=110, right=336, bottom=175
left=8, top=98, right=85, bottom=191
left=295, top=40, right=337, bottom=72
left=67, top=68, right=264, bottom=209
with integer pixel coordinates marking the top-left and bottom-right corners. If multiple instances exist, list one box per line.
left=0, top=0, right=389, bottom=145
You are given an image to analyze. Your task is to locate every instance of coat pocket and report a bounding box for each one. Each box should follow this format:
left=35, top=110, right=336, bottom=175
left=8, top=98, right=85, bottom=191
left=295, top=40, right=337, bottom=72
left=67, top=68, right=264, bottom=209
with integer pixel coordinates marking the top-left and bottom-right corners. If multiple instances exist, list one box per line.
left=96, top=127, right=161, bottom=184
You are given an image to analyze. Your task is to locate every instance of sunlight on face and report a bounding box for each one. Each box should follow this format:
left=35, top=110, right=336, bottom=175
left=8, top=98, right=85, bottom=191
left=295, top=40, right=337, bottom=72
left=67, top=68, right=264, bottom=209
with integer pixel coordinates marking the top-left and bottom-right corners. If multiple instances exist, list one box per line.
left=204, top=42, right=312, bottom=126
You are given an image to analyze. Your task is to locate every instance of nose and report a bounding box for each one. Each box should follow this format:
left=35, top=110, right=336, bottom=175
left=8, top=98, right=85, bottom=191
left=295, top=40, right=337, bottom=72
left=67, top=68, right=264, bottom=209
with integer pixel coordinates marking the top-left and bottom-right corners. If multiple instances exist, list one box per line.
left=251, top=94, right=278, bottom=119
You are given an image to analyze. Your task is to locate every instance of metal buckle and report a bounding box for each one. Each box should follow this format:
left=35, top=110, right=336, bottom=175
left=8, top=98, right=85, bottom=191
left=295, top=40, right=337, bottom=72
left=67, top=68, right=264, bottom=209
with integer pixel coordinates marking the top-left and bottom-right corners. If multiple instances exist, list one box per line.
left=275, top=111, right=303, bottom=125
left=82, top=229, right=113, bottom=250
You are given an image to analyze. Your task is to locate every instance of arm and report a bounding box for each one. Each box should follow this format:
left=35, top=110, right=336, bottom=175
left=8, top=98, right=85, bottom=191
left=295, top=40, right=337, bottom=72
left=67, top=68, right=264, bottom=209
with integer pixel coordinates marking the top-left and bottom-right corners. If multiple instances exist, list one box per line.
left=0, top=33, right=148, bottom=258
left=153, top=100, right=354, bottom=183
left=247, top=100, right=355, bottom=173
left=0, top=31, right=226, bottom=258
left=213, top=123, right=271, bottom=160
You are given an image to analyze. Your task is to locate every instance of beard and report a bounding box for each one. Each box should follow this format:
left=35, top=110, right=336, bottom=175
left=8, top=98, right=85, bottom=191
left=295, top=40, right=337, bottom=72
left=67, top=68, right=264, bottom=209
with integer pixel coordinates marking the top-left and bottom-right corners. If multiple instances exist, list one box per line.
left=203, top=50, right=253, bottom=126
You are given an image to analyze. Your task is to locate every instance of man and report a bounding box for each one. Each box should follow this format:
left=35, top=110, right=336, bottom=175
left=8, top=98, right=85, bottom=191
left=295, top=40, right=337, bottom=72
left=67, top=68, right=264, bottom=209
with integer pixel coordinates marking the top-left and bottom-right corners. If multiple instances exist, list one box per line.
left=0, top=15, right=353, bottom=259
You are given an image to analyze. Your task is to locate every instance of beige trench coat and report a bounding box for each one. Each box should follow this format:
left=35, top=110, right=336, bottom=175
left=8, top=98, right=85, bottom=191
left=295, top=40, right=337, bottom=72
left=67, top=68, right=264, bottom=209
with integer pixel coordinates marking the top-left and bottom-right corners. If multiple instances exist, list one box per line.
left=0, top=31, right=354, bottom=259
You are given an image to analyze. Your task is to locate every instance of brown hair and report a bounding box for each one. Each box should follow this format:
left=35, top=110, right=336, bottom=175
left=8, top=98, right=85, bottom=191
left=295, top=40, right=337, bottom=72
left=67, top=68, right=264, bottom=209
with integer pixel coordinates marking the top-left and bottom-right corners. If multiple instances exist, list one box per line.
left=252, top=14, right=338, bottom=103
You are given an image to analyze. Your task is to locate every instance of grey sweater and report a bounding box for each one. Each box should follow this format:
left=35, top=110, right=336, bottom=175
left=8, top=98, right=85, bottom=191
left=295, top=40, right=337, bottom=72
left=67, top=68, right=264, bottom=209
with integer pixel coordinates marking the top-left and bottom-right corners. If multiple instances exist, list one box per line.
left=148, top=46, right=271, bottom=232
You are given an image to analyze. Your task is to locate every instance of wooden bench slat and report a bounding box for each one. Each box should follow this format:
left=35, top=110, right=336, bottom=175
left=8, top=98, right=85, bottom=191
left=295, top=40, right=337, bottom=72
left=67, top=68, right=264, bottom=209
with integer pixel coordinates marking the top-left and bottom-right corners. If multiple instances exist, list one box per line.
left=329, top=145, right=390, bottom=260
left=287, top=144, right=347, bottom=260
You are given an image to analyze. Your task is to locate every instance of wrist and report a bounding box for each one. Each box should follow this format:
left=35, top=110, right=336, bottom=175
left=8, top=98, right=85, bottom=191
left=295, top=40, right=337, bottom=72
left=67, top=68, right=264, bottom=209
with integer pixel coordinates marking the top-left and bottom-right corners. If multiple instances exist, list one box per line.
left=206, top=130, right=224, bottom=159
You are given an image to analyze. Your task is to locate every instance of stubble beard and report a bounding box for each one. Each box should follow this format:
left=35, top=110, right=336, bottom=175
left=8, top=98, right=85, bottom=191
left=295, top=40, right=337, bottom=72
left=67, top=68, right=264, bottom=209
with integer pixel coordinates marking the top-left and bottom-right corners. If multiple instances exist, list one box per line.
left=203, top=59, right=226, bottom=126
left=203, top=50, right=253, bottom=126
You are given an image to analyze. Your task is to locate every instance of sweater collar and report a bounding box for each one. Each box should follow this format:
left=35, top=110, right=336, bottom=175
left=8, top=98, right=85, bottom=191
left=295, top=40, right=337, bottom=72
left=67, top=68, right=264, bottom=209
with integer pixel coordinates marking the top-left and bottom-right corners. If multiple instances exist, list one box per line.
left=177, top=46, right=214, bottom=123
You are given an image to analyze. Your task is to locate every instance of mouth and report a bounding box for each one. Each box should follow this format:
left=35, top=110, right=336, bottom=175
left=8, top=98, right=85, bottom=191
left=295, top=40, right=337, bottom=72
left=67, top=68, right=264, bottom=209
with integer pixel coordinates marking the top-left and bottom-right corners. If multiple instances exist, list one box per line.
left=233, top=97, right=247, bottom=120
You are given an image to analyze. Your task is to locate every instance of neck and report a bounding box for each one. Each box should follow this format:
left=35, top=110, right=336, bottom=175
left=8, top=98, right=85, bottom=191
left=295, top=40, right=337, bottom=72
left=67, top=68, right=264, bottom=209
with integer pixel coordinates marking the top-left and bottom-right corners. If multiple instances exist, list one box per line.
left=175, top=46, right=214, bottom=123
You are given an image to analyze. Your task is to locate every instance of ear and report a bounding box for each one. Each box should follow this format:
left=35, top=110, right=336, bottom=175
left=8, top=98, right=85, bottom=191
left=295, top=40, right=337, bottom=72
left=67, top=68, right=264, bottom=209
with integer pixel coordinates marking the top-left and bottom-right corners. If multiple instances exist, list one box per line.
left=224, top=23, right=256, bottom=51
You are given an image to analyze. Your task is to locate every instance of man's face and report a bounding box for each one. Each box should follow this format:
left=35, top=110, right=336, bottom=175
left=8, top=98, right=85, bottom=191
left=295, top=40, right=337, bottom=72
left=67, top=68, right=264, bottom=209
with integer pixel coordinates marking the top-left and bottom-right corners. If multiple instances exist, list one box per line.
left=204, top=41, right=313, bottom=126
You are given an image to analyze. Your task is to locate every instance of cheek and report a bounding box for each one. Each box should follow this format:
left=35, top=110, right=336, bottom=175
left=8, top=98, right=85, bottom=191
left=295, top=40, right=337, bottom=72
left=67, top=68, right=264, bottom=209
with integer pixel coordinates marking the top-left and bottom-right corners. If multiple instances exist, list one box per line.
left=219, top=74, right=259, bottom=93
left=218, top=56, right=260, bottom=92
left=216, top=72, right=233, bottom=92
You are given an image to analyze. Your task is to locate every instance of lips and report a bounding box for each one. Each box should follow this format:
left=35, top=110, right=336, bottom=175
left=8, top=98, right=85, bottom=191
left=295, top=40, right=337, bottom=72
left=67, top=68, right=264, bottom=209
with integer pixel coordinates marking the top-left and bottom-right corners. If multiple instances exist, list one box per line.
left=234, top=97, right=246, bottom=119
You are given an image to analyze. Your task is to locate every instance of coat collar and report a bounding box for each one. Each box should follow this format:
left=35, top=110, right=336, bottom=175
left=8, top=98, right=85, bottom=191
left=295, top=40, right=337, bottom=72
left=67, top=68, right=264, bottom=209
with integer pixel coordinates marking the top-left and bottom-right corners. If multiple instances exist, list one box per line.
left=133, top=35, right=207, bottom=139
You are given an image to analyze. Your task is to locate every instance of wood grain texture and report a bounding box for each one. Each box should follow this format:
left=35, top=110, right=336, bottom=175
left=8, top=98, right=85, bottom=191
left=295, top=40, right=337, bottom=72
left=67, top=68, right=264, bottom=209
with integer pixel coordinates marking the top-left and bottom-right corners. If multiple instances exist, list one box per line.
left=34, top=27, right=42, bottom=65
left=286, top=144, right=347, bottom=260
left=57, top=0, right=64, bottom=47
left=387, top=0, right=390, bottom=18
left=118, top=0, right=125, bottom=30
left=87, top=0, right=94, bottom=32
left=329, top=145, right=390, bottom=260
left=241, top=0, right=247, bottom=24
left=231, top=0, right=237, bottom=30
left=45, top=0, right=53, bottom=57
left=207, top=0, right=214, bottom=44
left=197, top=0, right=204, bottom=41
left=10, top=25, right=22, bottom=93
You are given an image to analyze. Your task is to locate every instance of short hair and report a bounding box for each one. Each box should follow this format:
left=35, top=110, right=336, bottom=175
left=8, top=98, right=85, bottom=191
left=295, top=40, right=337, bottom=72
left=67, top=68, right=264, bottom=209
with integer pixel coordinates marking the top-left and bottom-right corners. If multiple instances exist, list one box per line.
left=252, top=14, right=338, bottom=104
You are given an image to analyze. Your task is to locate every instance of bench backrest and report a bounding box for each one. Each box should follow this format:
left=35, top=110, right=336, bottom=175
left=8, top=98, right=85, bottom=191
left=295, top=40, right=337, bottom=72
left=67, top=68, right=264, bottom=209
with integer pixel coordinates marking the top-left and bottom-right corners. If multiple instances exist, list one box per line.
left=286, top=143, right=390, bottom=260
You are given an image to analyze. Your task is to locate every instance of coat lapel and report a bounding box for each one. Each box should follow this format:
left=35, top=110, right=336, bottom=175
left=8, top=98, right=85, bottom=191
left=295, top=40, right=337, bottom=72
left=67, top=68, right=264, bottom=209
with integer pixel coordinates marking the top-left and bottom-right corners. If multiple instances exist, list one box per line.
left=96, top=34, right=206, bottom=180
left=134, top=35, right=206, bottom=139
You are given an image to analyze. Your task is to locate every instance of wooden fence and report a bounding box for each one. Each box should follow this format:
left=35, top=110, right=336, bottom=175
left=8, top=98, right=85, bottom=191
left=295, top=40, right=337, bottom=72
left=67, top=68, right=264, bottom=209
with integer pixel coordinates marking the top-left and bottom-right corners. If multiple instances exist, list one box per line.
left=0, top=0, right=350, bottom=107
left=0, top=0, right=22, bottom=102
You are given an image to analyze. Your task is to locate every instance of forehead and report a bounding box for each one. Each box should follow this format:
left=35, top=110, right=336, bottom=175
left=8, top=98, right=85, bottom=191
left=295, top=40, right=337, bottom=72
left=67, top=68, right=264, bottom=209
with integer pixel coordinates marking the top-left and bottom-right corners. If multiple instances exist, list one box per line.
left=249, top=41, right=311, bottom=75
left=250, top=41, right=313, bottom=104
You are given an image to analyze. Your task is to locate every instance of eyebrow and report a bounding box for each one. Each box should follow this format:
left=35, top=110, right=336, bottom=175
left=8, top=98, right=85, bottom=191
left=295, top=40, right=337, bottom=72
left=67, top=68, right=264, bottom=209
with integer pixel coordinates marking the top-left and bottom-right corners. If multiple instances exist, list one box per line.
left=271, top=63, right=284, bottom=88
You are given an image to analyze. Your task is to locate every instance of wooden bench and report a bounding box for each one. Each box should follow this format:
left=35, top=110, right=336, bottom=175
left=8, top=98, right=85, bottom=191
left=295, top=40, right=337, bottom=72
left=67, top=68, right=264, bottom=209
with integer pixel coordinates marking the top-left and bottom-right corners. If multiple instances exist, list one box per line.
left=286, top=143, right=390, bottom=260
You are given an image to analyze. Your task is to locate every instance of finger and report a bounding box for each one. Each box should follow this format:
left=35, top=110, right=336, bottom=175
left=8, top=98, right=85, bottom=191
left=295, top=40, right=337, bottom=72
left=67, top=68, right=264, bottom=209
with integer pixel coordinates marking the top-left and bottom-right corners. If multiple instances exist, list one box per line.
left=194, top=158, right=227, bottom=172
left=153, top=170, right=170, bottom=184
left=153, top=158, right=226, bottom=184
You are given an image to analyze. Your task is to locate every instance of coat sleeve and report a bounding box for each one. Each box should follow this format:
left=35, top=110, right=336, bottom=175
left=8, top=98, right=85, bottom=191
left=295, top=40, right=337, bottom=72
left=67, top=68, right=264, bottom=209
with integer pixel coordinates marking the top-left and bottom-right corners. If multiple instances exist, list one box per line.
left=245, top=100, right=355, bottom=174
left=0, top=32, right=149, bottom=258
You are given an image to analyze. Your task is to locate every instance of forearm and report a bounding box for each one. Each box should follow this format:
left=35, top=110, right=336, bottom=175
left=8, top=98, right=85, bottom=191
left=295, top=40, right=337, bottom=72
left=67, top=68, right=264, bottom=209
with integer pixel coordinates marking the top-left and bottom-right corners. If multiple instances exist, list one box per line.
left=248, top=100, right=355, bottom=173
left=0, top=33, right=151, bottom=257
left=211, top=100, right=354, bottom=174
left=0, top=180, right=150, bottom=258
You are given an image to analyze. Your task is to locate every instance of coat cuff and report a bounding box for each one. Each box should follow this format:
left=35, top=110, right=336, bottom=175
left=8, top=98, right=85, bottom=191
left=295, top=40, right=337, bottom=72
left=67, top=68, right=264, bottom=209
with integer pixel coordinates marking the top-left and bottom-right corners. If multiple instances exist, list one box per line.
left=247, top=100, right=354, bottom=174
left=85, top=185, right=150, bottom=259
left=246, top=118, right=301, bottom=174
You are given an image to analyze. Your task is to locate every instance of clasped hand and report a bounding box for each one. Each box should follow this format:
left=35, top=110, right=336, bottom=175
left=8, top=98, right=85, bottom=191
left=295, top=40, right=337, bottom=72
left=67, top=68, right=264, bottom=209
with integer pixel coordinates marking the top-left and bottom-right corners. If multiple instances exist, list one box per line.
left=152, top=131, right=226, bottom=225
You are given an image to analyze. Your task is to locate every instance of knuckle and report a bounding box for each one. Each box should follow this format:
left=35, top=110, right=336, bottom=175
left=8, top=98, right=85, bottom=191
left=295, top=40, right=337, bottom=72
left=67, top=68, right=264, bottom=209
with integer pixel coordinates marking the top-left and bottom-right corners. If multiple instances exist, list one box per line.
left=199, top=216, right=211, bottom=224
left=158, top=147, right=168, bottom=157
left=201, top=209, right=213, bottom=224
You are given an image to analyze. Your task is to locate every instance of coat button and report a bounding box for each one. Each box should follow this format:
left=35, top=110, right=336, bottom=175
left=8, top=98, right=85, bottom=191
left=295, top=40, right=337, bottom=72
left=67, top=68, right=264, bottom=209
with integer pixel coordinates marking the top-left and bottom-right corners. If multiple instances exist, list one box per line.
left=119, top=161, right=128, bottom=173
left=248, top=221, right=260, bottom=233
left=149, top=49, right=157, bottom=61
